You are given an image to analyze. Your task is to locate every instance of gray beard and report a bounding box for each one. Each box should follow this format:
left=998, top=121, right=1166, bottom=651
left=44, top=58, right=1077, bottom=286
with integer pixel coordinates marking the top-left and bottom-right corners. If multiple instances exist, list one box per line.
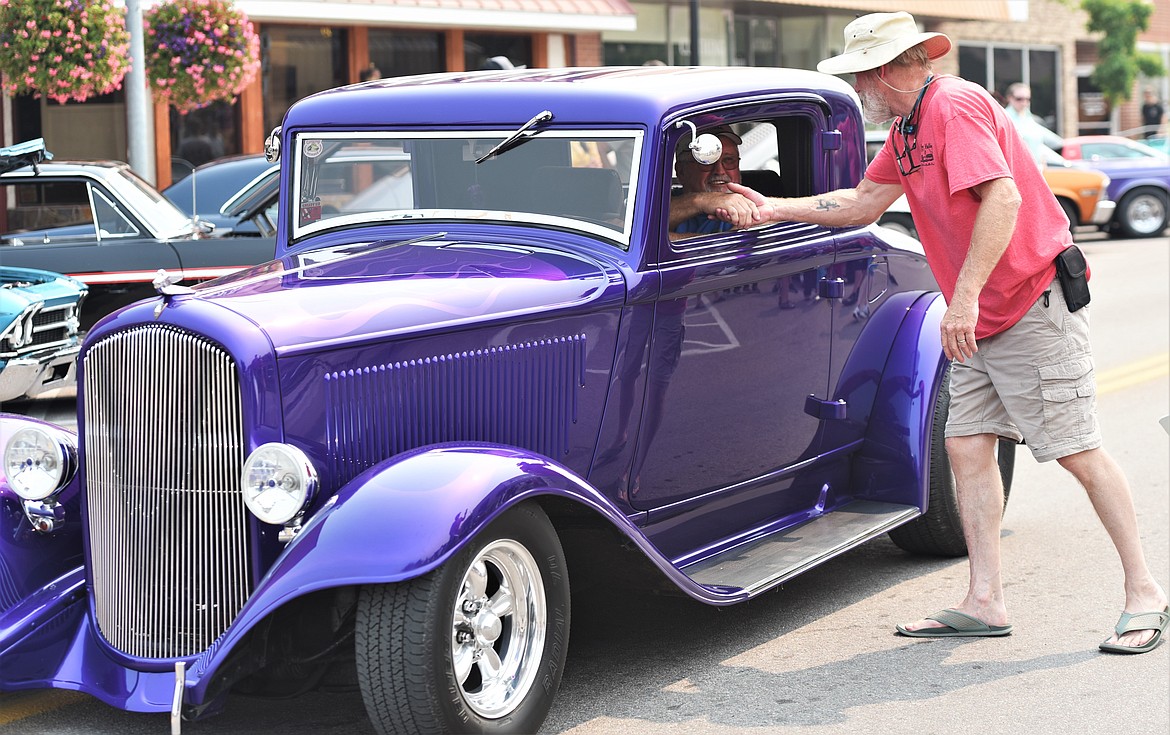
left=859, top=90, right=895, bottom=125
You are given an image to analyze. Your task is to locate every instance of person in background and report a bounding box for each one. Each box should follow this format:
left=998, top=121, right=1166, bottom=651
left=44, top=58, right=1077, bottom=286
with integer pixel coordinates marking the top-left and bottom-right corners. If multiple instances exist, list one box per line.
left=719, top=11, right=1168, bottom=654
left=1003, top=82, right=1064, bottom=166
left=1141, top=88, right=1165, bottom=139
left=359, top=64, right=382, bottom=82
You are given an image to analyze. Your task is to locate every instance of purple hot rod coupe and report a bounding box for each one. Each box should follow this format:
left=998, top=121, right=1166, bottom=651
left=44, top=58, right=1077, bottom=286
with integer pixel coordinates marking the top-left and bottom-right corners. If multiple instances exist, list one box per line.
left=0, top=67, right=1014, bottom=734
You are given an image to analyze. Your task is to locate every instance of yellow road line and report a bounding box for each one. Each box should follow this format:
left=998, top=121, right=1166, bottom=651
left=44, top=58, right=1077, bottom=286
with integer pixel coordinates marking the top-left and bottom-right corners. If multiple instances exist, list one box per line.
left=0, top=690, right=86, bottom=726
left=1096, top=352, right=1170, bottom=395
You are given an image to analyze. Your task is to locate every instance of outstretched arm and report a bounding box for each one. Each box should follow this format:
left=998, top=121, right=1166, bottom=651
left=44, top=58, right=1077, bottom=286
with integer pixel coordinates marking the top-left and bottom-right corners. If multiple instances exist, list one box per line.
left=668, top=191, right=760, bottom=231
left=718, top=178, right=904, bottom=229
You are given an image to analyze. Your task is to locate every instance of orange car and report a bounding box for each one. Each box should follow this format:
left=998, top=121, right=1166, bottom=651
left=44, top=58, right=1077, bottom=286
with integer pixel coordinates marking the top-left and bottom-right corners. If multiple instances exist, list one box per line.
left=1040, top=148, right=1116, bottom=229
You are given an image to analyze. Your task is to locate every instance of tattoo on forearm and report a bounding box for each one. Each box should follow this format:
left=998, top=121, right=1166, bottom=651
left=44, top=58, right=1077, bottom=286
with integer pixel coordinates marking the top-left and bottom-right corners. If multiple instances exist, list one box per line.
left=814, top=198, right=840, bottom=211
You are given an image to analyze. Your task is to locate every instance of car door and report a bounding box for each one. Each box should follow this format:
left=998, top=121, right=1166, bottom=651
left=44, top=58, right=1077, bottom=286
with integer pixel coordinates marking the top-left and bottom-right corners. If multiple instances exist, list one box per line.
left=625, top=113, right=844, bottom=552
left=169, top=231, right=277, bottom=281
left=0, top=177, right=183, bottom=328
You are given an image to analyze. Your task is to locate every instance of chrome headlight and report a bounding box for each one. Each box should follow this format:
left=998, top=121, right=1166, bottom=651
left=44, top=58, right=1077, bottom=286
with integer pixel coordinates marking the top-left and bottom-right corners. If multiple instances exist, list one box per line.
left=241, top=443, right=317, bottom=524
left=2, top=424, right=77, bottom=501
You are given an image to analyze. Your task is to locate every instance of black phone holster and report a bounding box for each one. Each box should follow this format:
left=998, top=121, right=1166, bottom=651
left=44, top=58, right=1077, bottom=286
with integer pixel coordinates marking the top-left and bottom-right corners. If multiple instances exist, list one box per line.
left=1054, top=244, right=1090, bottom=313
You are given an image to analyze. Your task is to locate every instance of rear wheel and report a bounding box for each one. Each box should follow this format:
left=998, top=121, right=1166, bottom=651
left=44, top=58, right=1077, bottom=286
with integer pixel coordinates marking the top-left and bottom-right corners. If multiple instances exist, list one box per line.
left=1114, top=187, right=1169, bottom=238
left=356, top=502, right=569, bottom=734
left=887, top=369, right=1016, bottom=557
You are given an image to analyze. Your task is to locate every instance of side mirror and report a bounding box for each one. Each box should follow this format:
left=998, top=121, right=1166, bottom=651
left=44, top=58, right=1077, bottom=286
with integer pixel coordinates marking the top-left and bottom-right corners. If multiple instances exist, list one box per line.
left=675, top=120, right=723, bottom=165
left=265, top=126, right=282, bottom=163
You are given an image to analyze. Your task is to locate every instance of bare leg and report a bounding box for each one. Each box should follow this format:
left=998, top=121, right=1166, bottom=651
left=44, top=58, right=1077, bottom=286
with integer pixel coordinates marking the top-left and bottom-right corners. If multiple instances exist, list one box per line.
left=1057, top=447, right=1168, bottom=647
left=901, top=433, right=1011, bottom=631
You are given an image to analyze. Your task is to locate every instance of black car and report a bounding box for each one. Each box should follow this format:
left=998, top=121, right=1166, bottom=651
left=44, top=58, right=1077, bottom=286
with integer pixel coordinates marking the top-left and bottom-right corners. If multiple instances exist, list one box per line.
left=163, top=153, right=275, bottom=236
left=1, top=140, right=276, bottom=329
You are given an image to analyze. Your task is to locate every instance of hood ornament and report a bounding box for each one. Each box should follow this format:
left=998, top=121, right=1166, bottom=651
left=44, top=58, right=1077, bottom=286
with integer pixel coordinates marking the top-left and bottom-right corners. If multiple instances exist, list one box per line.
left=153, top=269, right=195, bottom=318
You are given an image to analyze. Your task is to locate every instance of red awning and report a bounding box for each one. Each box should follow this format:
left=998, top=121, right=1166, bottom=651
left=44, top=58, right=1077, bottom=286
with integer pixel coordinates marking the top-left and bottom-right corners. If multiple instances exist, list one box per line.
left=235, top=0, right=638, bottom=32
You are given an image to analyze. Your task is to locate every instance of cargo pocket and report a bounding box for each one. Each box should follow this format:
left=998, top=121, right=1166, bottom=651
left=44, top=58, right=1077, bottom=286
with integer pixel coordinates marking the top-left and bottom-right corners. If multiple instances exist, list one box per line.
left=1037, top=354, right=1096, bottom=442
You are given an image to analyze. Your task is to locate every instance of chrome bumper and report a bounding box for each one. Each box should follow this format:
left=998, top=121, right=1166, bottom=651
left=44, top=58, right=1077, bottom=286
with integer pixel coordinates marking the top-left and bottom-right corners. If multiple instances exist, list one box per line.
left=1090, top=198, right=1116, bottom=225
left=0, top=344, right=80, bottom=402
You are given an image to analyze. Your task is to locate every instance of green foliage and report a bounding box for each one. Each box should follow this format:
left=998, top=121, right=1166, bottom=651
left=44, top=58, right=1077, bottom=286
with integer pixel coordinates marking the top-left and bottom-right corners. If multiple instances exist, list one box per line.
left=1080, top=0, right=1165, bottom=106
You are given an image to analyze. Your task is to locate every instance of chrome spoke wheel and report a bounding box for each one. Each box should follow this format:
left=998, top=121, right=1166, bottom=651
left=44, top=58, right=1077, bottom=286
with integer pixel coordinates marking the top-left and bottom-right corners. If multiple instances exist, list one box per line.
left=450, top=538, right=547, bottom=720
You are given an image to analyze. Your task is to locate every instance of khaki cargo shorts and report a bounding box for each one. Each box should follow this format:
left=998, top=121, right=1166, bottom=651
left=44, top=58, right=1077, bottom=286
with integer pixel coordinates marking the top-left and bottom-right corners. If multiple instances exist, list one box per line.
left=945, top=279, right=1101, bottom=462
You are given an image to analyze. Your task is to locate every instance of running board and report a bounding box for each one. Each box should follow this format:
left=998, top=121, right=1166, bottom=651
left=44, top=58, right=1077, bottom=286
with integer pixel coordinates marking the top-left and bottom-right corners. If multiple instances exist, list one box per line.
left=681, top=500, right=919, bottom=596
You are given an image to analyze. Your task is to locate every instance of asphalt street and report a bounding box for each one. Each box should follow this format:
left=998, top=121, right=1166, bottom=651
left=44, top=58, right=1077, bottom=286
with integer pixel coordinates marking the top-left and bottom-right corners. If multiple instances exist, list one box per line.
left=1, top=230, right=1167, bottom=735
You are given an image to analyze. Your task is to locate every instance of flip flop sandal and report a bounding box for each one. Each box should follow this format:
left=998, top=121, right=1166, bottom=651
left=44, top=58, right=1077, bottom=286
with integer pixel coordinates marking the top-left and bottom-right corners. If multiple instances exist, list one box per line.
left=1099, top=606, right=1169, bottom=654
left=896, top=608, right=1013, bottom=638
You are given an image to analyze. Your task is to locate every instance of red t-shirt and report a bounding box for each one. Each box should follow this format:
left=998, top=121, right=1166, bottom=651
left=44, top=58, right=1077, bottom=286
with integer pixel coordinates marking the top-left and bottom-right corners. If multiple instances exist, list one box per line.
left=867, top=75, right=1073, bottom=338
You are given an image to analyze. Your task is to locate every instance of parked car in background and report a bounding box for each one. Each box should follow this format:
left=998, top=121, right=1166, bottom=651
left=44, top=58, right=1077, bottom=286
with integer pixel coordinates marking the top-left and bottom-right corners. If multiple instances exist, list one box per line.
left=1057, top=134, right=1169, bottom=162
left=1054, top=134, right=1169, bottom=238
left=0, top=67, right=1017, bottom=735
left=163, top=154, right=274, bottom=236
left=1, top=140, right=276, bottom=329
left=1038, top=147, right=1116, bottom=231
left=863, top=132, right=1114, bottom=237
left=198, top=146, right=416, bottom=241
left=0, top=266, right=86, bottom=402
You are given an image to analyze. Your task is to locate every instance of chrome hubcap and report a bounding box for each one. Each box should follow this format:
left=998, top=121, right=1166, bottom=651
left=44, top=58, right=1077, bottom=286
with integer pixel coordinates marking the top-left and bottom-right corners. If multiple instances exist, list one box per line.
left=450, top=538, right=546, bottom=719
left=1127, top=193, right=1167, bottom=235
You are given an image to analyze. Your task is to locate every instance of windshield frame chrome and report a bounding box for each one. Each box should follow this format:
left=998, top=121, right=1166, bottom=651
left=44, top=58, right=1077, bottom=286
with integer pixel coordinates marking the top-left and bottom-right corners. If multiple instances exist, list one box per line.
left=289, top=129, right=643, bottom=248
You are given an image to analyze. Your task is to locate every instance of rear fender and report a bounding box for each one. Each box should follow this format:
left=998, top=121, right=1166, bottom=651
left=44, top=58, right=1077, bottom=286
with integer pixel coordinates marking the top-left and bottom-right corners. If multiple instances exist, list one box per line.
left=850, top=292, right=947, bottom=509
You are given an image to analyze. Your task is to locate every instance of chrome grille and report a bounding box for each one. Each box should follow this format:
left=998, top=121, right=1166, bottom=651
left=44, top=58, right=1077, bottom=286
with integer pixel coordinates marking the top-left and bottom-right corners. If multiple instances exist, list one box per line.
left=83, top=325, right=251, bottom=659
left=1, top=303, right=78, bottom=357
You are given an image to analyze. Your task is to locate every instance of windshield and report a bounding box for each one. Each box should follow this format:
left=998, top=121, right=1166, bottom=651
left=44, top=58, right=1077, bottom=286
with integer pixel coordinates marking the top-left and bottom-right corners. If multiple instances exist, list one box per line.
left=290, top=131, right=642, bottom=246
left=114, top=167, right=200, bottom=236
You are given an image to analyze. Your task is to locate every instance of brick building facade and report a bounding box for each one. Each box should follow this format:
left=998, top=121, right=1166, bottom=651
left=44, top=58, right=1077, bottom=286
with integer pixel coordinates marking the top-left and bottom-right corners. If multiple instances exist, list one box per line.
left=2, top=0, right=1166, bottom=187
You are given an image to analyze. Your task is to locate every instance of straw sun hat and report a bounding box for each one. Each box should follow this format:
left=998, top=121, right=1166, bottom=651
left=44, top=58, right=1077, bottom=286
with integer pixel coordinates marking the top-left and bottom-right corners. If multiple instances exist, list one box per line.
left=817, top=12, right=951, bottom=76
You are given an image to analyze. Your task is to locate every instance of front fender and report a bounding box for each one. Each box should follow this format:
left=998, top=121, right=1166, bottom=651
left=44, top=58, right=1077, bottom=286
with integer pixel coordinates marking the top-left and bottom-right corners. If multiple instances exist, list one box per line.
left=0, top=415, right=84, bottom=625
left=183, top=444, right=628, bottom=696
left=260, top=443, right=622, bottom=595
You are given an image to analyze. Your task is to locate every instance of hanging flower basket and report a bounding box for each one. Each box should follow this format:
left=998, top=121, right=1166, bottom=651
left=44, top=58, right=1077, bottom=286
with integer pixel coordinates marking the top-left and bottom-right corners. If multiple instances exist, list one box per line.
left=145, top=0, right=261, bottom=113
left=0, top=0, right=130, bottom=104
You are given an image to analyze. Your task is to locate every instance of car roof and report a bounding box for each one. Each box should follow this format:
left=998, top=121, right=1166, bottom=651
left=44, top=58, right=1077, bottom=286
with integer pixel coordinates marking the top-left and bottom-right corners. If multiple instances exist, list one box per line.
left=284, top=66, right=857, bottom=130
left=163, top=154, right=275, bottom=215
left=0, top=160, right=137, bottom=179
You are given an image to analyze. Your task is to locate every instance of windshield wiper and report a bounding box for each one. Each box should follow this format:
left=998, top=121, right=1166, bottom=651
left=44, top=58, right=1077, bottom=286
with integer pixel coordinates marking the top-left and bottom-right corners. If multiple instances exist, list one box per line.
left=475, top=110, right=554, bottom=164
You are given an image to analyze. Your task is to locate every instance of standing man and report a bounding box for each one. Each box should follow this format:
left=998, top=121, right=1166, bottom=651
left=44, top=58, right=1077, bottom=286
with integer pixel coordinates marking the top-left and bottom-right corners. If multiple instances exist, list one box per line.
left=720, top=11, right=1167, bottom=653
left=1141, top=88, right=1165, bottom=139
left=1003, top=82, right=1063, bottom=165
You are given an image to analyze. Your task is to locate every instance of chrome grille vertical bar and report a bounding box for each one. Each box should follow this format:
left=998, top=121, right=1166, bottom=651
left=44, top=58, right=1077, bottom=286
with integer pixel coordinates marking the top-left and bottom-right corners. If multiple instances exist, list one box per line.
left=84, top=325, right=250, bottom=659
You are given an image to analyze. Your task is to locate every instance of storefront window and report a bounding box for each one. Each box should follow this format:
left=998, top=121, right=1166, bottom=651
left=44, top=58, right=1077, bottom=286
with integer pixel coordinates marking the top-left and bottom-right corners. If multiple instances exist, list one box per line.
left=777, top=16, right=820, bottom=69
left=369, top=29, right=444, bottom=78
left=171, top=102, right=240, bottom=179
left=464, top=33, right=531, bottom=70
left=668, top=5, right=729, bottom=65
left=603, top=3, right=668, bottom=65
left=959, top=43, right=1060, bottom=130
left=262, top=25, right=347, bottom=134
left=733, top=17, right=778, bottom=67
left=959, top=46, right=988, bottom=89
